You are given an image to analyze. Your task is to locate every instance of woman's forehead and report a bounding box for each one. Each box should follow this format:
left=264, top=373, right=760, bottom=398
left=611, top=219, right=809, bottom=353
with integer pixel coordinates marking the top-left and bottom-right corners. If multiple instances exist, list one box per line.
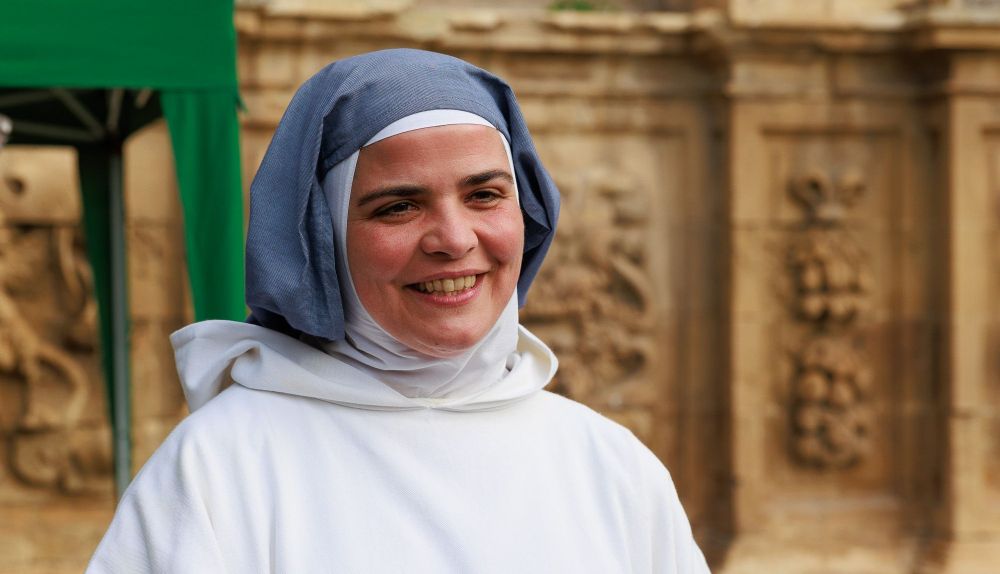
left=355, top=124, right=510, bottom=181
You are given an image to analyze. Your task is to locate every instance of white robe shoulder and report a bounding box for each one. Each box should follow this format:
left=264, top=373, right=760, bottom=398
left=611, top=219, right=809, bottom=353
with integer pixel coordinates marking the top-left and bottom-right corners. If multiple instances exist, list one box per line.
left=88, top=322, right=709, bottom=573
left=88, top=386, right=709, bottom=573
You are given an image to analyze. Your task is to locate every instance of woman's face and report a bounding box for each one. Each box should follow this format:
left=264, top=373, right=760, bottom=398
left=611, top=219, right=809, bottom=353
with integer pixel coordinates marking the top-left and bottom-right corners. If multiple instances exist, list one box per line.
left=346, top=124, right=524, bottom=358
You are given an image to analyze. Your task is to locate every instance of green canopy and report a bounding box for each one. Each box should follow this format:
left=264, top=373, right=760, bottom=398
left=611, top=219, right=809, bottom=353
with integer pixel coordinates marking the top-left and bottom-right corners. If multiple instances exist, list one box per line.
left=1, top=0, right=245, bottom=496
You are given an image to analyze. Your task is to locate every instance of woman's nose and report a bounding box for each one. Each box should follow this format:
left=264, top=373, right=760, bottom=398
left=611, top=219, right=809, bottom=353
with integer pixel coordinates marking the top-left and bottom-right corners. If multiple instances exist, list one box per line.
left=419, top=208, right=477, bottom=258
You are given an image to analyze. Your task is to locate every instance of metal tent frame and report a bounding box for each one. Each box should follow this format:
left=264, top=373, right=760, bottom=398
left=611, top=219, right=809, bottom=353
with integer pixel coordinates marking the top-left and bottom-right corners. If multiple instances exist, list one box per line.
left=1, top=0, right=245, bottom=499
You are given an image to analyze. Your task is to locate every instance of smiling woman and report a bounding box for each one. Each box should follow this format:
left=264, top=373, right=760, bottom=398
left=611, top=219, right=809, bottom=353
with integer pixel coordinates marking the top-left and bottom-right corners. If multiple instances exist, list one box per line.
left=346, top=124, right=524, bottom=358
left=86, top=49, right=710, bottom=573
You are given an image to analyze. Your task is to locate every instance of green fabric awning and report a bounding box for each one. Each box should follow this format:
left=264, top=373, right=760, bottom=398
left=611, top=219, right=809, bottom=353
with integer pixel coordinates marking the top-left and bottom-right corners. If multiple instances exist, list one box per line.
left=1, top=0, right=245, bottom=496
left=4, top=1, right=238, bottom=89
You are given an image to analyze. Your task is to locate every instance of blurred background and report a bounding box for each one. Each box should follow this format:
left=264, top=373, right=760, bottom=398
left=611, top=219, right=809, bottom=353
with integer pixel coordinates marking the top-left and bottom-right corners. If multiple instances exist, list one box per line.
left=1, top=0, right=999, bottom=572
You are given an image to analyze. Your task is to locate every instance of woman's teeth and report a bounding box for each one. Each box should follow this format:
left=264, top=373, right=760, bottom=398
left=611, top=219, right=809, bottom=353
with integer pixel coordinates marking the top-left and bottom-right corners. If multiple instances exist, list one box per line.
left=415, top=275, right=477, bottom=295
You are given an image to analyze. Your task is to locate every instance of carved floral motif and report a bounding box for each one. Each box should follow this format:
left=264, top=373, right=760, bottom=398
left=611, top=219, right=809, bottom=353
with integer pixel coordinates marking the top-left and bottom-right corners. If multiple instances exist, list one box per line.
left=790, top=170, right=865, bottom=225
left=787, top=170, right=873, bottom=468
left=789, top=231, right=870, bottom=323
left=791, top=336, right=874, bottom=467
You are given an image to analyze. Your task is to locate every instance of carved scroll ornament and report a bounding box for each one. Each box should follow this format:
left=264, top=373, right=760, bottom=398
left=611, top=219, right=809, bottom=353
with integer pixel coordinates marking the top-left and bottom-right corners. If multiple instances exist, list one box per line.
left=0, top=174, right=111, bottom=493
left=521, top=167, right=656, bottom=432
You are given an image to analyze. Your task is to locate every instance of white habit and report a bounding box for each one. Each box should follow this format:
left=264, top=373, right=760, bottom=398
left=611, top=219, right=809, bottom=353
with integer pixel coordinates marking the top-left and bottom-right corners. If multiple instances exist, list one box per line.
left=86, top=320, right=710, bottom=573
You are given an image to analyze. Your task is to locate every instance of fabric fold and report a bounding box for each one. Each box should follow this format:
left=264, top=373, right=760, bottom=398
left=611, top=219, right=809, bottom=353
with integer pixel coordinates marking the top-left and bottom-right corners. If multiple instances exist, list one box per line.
left=171, top=320, right=557, bottom=413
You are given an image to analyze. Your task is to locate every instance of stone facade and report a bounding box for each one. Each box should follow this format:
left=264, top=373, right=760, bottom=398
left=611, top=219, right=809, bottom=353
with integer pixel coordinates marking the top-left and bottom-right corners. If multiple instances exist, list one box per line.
left=1, top=0, right=999, bottom=571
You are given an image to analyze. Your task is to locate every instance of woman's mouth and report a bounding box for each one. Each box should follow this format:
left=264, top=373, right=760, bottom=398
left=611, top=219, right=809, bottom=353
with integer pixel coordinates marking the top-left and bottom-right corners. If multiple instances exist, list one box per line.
left=412, top=274, right=478, bottom=295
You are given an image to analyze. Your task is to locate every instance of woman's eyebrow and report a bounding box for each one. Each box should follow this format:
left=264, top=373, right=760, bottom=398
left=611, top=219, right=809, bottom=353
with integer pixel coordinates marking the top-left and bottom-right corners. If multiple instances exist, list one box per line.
left=355, top=185, right=426, bottom=208
left=461, top=169, right=514, bottom=187
left=355, top=170, right=513, bottom=207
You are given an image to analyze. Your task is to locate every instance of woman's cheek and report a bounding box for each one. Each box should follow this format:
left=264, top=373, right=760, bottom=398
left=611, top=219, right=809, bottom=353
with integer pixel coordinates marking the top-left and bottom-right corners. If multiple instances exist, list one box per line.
left=348, top=223, right=404, bottom=281
left=486, top=209, right=525, bottom=262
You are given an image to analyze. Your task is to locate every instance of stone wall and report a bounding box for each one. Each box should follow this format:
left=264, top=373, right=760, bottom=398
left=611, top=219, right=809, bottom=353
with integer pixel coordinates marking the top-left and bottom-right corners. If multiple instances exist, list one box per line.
left=1, top=0, right=999, bottom=571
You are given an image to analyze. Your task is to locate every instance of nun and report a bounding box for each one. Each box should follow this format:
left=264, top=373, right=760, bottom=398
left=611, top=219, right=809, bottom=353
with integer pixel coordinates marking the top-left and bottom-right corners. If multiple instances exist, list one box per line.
left=86, top=49, right=710, bottom=573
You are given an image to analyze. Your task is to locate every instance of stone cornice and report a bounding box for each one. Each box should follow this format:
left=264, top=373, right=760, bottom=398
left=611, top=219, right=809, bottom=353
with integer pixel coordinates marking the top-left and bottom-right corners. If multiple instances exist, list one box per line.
left=235, top=5, right=1000, bottom=55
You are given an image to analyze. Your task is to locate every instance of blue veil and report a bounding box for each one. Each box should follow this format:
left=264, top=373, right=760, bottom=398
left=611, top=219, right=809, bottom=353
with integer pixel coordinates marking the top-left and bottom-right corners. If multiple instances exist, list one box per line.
left=245, top=49, right=560, bottom=341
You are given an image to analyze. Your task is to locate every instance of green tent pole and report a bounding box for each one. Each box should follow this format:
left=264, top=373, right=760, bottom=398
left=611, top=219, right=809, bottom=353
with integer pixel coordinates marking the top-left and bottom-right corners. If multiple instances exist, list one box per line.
left=108, top=142, right=130, bottom=498
left=79, top=143, right=131, bottom=498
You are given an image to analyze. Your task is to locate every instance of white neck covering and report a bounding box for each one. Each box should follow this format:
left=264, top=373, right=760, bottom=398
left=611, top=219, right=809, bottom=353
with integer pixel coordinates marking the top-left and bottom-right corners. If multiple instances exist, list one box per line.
left=320, top=110, right=521, bottom=399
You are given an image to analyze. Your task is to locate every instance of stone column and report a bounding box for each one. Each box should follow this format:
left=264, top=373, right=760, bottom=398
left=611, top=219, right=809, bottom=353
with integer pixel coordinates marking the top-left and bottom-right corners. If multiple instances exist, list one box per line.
left=936, top=48, right=1000, bottom=573
left=721, top=2, right=1000, bottom=572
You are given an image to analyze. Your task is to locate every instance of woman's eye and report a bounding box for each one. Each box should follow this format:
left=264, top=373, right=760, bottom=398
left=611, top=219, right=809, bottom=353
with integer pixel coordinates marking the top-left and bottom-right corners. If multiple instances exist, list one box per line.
left=373, top=201, right=417, bottom=218
left=468, top=189, right=503, bottom=204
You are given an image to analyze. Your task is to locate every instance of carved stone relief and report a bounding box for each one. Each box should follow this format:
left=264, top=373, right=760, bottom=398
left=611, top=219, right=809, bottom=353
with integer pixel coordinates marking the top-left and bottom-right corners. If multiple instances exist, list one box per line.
left=786, top=170, right=874, bottom=468
left=0, top=148, right=112, bottom=495
left=520, top=166, right=657, bottom=441
left=0, top=222, right=111, bottom=493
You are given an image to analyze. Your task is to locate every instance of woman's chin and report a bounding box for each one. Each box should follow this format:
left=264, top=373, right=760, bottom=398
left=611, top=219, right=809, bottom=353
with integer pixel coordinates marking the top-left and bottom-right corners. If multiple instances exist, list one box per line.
left=410, top=338, right=483, bottom=359
left=396, top=328, right=491, bottom=359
